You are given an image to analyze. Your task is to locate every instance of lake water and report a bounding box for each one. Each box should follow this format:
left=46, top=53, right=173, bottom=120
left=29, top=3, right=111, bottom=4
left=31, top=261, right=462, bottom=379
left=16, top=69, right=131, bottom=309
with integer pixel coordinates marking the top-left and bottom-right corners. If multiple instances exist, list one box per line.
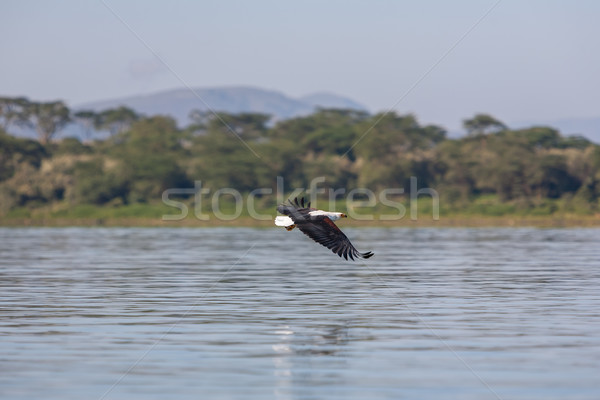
left=1, top=227, right=599, bottom=400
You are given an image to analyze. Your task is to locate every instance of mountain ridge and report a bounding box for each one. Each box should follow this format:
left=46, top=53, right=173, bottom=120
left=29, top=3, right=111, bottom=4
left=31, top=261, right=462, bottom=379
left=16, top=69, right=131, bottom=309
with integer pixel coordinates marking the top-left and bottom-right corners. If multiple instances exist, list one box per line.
left=77, top=85, right=369, bottom=126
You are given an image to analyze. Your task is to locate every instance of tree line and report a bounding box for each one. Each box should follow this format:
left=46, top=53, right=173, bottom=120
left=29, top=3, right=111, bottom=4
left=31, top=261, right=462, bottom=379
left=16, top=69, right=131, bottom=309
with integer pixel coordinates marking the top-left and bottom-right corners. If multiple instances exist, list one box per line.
left=1, top=95, right=599, bottom=215
left=0, top=97, right=139, bottom=143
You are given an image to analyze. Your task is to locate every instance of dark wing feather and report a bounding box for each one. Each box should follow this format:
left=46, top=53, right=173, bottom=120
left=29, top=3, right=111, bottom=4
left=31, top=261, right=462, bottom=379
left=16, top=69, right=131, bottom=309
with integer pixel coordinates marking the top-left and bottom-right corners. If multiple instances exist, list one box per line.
left=297, top=216, right=373, bottom=260
left=276, top=197, right=373, bottom=261
left=277, top=197, right=313, bottom=223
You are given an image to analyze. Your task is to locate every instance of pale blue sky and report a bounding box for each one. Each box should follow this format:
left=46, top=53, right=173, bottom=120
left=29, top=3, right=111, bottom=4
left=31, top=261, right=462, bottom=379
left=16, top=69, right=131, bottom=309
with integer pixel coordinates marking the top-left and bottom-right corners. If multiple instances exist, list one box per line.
left=1, top=0, right=599, bottom=131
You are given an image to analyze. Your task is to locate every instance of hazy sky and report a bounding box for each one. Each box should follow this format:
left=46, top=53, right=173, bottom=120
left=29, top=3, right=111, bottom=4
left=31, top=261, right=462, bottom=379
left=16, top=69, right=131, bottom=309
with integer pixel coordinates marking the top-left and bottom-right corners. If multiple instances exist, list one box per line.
left=1, top=0, right=599, bottom=131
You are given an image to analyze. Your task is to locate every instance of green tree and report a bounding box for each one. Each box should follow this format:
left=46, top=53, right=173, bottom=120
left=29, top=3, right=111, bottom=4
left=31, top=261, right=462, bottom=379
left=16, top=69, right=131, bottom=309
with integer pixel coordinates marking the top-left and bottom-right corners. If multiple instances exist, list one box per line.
left=531, top=154, right=580, bottom=198
left=463, top=113, right=507, bottom=136
left=0, top=130, right=46, bottom=182
left=0, top=97, right=30, bottom=132
left=73, top=158, right=129, bottom=205
left=508, top=126, right=561, bottom=149
left=353, top=112, right=442, bottom=189
left=26, top=101, right=71, bottom=144
left=73, top=109, right=99, bottom=140
left=435, top=139, right=478, bottom=201
left=270, top=109, right=369, bottom=159
left=95, top=106, right=139, bottom=136
left=209, top=112, right=271, bottom=140
left=192, top=113, right=273, bottom=191
left=114, top=116, right=191, bottom=201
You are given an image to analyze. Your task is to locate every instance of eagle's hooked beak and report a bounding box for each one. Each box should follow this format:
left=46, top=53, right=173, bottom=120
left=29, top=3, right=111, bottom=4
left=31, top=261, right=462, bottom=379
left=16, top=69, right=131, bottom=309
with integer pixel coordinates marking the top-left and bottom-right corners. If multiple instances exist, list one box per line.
left=341, top=213, right=348, bottom=218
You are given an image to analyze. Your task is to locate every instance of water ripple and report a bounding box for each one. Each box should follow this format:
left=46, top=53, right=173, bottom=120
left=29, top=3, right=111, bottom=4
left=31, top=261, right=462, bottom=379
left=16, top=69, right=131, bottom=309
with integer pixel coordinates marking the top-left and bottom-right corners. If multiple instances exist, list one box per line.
left=1, top=227, right=599, bottom=400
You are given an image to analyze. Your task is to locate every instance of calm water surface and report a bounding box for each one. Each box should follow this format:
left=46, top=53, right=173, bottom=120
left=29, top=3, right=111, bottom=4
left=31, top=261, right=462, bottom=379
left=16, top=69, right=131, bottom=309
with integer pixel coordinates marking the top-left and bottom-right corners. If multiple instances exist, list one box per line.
left=1, top=227, right=599, bottom=400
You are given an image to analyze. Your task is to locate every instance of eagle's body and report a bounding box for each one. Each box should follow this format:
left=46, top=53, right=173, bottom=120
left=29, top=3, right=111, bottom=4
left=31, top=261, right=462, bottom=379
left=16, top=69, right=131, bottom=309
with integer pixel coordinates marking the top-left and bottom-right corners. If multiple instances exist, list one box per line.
left=275, top=197, right=374, bottom=261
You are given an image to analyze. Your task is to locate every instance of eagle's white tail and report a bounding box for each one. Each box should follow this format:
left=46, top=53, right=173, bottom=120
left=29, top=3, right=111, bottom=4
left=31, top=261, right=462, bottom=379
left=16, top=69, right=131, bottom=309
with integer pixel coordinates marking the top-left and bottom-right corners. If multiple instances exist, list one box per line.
left=274, top=216, right=294, bottom=227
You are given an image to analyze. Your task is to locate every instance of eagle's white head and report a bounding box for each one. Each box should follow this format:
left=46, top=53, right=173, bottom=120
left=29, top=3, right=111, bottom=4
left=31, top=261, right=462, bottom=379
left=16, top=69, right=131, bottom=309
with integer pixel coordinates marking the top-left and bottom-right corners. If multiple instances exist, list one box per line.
left=330, top=212, right=347, bottom=221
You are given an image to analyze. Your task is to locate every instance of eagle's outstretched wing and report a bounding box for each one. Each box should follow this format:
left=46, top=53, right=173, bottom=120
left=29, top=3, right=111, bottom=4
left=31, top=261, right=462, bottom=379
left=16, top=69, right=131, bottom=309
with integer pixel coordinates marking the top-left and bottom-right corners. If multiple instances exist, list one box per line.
left=277, top=197, right=374, bottom=260
left=297, top=216, right=373, bottom=260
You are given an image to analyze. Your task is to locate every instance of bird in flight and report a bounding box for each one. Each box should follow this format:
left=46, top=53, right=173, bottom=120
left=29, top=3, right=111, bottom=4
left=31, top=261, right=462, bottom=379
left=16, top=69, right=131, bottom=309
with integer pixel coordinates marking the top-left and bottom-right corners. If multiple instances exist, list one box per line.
left=275, top=197, right=374, bottom=261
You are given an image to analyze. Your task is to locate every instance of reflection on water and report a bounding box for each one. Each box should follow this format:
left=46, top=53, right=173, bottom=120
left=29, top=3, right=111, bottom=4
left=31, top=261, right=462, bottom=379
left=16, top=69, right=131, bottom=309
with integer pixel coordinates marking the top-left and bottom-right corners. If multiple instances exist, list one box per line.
left=1, top=227, right=599, bottom=399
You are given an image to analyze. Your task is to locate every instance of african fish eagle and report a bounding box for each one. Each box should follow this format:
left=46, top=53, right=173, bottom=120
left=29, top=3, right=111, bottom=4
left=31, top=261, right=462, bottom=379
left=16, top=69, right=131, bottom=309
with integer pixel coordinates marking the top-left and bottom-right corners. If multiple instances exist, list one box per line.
left=275, top=197, right=374, bottom=261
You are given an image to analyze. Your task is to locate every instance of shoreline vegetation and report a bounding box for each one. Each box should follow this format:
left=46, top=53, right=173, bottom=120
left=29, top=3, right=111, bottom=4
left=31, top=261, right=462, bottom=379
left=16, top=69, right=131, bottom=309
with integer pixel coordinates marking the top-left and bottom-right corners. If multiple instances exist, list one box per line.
left=2, top=97, right=600, bottom=227
left=2, top=200, right=599, bottom=228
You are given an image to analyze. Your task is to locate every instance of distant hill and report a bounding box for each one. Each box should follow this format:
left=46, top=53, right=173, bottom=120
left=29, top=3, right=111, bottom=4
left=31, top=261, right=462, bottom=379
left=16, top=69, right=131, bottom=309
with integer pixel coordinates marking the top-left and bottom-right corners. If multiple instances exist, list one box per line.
left=298, top=92, right=367, bottom=111
left=77, top=86, right=369, bottom=127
